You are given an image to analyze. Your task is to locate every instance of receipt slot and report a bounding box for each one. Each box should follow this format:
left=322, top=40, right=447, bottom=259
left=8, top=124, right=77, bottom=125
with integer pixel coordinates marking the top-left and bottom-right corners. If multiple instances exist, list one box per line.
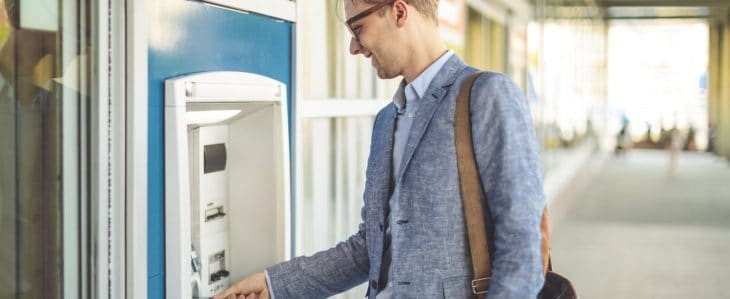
left=165, top=71, right=291, bottom=299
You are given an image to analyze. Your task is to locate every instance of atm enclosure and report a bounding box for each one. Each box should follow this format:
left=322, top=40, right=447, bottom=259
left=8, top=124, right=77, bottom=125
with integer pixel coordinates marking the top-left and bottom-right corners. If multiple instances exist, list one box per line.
left=164, top=71, right=291, bottom=298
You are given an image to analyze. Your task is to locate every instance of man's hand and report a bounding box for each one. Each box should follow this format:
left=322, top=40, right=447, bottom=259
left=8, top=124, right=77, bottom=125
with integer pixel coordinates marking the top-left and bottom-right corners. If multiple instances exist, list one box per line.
left=213, top=272, right=270, bottom=299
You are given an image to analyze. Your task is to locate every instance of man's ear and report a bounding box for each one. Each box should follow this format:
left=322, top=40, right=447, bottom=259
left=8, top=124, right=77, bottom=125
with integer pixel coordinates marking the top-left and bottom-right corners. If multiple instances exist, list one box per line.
left=393, top=0, right=409, bottom=27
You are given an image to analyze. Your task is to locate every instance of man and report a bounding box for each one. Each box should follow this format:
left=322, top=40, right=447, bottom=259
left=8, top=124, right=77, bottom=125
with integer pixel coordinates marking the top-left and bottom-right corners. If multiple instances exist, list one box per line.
left=216, top=0, right=545, bottom=298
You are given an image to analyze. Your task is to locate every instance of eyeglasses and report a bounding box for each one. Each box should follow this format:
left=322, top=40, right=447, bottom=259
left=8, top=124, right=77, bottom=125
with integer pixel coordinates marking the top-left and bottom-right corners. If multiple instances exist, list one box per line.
left=345, top=0, right=396, bottom=42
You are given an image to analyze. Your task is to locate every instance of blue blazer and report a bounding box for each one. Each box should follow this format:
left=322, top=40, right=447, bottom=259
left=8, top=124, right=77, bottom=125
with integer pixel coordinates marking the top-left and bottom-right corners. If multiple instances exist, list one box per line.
left=267, top=55, right=546, bottom=298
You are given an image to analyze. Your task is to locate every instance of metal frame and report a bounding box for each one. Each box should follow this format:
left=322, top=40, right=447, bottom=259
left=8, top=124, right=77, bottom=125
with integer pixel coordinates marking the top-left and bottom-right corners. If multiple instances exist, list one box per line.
left=291, top=0, right=301, bottom=259
left=111, top=0, right=128, bottom=297
left=198, top=0, right=297, bottom=22
left=91, top=0, right=112, bottom=297
left=61, top=0, right=82, bottom=297
left=600, top=0, right=730, bottom=7
left=126, top=0, right=149, bottom=297
left=91, top=0, right=147, bottom=297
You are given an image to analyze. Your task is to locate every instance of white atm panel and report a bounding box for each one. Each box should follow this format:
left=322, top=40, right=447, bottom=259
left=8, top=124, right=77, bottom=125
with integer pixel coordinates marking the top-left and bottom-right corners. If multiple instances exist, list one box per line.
left=189, top=125, right=231, bottom=297
left=228, top=105, right=286, bottom=278
left=165, top=71, right=291, bottom=299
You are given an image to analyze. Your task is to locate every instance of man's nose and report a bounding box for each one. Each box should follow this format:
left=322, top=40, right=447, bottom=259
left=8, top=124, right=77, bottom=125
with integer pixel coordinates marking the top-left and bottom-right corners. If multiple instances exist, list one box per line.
left=349, top=37, right=363, bottom=56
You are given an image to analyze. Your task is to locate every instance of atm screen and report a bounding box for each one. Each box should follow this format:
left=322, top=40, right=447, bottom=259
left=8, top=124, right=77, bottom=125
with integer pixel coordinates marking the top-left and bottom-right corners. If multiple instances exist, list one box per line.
left=204, top=143, right=227, bottom=173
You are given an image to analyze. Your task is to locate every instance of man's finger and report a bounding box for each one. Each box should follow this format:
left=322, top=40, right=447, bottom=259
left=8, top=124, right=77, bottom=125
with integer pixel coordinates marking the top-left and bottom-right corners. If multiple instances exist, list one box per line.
left=213, top=272, right=266, bottom=299
left=214, top=286, right=243, bottom=299
left=260, top=285, right=270, bottom=299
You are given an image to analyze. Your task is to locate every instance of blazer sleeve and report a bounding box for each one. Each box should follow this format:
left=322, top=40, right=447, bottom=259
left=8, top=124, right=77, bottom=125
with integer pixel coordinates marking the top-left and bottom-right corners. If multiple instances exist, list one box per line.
left=265, top=219, right=369, bottom=298
left=469, top=72, right=546, bottom=298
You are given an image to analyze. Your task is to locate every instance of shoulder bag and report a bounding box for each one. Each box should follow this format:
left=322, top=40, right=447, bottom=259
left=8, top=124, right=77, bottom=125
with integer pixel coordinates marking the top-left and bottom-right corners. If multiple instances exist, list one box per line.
left=455, top=72, right=578, bottom=299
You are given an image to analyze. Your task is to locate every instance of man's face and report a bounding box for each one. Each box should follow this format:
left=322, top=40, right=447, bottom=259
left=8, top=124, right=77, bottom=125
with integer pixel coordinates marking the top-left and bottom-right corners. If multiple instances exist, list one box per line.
left=344, top=0, right=403, bottom=79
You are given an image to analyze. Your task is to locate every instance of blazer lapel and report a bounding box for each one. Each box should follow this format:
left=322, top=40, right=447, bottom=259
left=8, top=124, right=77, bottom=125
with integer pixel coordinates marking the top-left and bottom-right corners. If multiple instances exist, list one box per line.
left=395, top=55, right=467, bottom=185
left=368, top=103, right=397, bottom=210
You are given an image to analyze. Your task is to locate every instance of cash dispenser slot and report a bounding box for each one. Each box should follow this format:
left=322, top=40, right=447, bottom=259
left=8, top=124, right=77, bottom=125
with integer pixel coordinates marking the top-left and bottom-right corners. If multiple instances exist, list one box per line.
left=208, top=250, right=230, bottom=283
left=205, top=206, right=226, bottom=222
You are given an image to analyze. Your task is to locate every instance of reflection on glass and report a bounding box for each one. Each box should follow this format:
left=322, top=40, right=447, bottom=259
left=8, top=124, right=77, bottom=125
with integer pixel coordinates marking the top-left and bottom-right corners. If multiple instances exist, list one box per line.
left=0, top=0, right=91, bottom=298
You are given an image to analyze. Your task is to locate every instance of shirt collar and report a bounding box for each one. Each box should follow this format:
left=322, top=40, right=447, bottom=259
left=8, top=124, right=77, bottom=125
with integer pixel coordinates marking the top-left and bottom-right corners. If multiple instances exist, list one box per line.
left=394, top=49, right=455, bottom=110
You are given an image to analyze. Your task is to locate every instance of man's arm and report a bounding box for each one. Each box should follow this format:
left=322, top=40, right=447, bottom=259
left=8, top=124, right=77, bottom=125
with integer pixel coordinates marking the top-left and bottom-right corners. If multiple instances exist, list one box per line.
left=215, top=223, right=369, bottom=299
left=265, top=222, right=370, bottom=298
left=470, top=72, right=546, bottom=298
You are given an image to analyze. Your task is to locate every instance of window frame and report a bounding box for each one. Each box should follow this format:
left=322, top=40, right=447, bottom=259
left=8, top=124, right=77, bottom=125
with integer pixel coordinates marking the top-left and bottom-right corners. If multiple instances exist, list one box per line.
left=90, top=0, right=148, bottom=297
left=198, top=0, right=296, bottom=22
left=124, top=0, right=149, bottom=297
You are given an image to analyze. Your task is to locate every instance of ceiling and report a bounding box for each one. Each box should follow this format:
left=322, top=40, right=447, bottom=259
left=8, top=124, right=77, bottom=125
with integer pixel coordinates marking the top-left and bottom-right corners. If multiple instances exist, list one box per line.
left=533, top=0, right=730, bottom=20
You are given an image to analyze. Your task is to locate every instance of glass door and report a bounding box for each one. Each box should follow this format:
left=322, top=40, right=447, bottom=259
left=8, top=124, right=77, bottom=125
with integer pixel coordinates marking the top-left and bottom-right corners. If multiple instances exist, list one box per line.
left=0, top=0, right=93, bottom=298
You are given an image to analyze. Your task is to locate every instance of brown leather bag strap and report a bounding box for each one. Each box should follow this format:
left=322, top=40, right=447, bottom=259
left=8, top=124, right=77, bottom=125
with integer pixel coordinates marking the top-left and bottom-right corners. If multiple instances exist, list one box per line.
left=455, top=72, right=491, bottom=296
left=456, top=73, right=555, bottom=298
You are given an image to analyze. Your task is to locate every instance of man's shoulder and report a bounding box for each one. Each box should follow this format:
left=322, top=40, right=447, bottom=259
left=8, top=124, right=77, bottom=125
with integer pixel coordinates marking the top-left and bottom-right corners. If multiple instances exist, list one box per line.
left=453, top=69, right=528, bottom=119
left=460, top=70, right=522, bottom=98
left=447, top=67, right=513, bottom=91
left=465, top=70, right=514, bottom=88
left=374, top=102, right=394, bottom=120
left=369, top=102, right=396, bottom=133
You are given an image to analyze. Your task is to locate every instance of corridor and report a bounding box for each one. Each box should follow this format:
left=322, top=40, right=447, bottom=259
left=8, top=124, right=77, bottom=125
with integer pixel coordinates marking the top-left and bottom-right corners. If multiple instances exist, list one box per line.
left=551, top=150, right=730, bottom=298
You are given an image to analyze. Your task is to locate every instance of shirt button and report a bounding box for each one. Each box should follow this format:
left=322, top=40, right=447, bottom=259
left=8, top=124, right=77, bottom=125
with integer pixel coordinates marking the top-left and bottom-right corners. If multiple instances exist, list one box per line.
left=379, top=223, right=384, bottom=232
left=371, top=280, right=379, bottom=289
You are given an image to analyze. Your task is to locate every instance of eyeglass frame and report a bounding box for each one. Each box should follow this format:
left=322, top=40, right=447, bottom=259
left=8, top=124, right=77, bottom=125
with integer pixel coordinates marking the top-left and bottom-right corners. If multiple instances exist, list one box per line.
left=345, top=0, right=397, bottom=42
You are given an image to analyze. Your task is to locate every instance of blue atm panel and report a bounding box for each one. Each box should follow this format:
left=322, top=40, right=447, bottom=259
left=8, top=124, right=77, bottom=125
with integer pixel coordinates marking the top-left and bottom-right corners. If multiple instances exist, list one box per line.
left=148, top=1, right=293, bottom=298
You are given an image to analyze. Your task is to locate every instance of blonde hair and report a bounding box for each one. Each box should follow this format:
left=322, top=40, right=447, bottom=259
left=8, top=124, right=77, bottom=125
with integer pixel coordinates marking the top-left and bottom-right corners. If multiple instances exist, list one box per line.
left=352, top=0, right=439, bottom=21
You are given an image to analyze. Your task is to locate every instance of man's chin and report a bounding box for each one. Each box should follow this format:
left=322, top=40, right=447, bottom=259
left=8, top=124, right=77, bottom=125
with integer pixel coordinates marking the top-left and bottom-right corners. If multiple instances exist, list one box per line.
left=375, top=69, right=397, bottom=80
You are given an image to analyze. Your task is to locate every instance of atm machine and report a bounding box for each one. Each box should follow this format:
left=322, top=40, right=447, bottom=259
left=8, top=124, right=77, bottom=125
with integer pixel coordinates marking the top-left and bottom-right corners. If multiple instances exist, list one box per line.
left=164, top=71, right=291, bottom=298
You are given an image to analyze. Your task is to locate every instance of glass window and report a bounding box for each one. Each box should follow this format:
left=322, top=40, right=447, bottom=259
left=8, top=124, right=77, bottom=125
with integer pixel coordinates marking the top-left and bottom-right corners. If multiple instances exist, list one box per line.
left=528, top=8, right=608, bottom=175
left=298, top=116, right=373, bottom=299
left=299, top=117, right=373, bottom=252
left=0, top=0, right=92, bottom=298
